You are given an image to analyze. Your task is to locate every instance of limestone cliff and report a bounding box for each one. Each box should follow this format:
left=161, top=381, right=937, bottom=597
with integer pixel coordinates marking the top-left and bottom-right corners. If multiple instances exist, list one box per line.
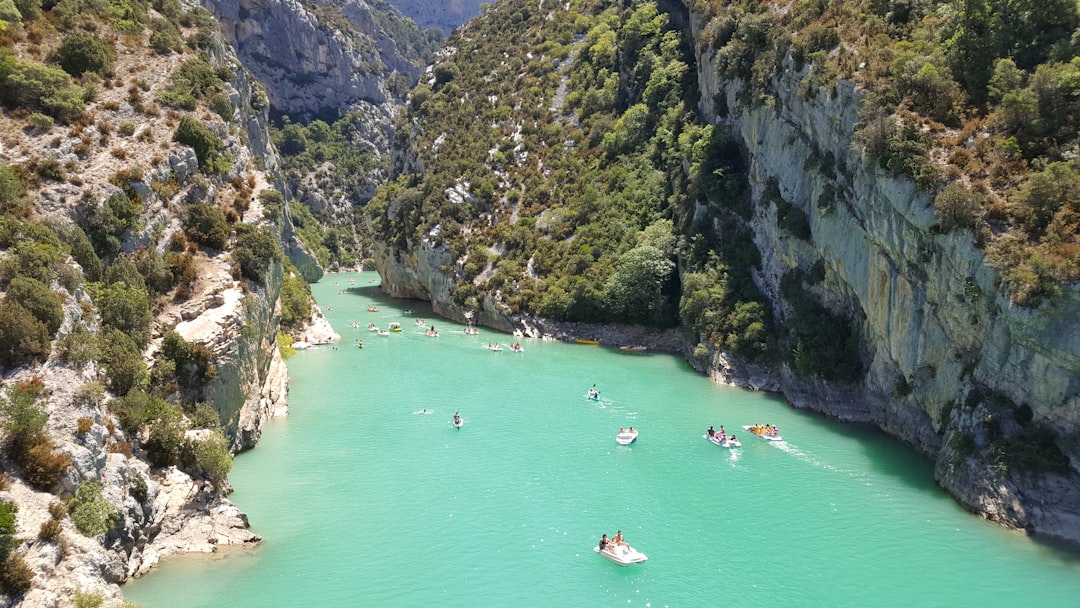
left=689, top=12, right=1080, bottom=544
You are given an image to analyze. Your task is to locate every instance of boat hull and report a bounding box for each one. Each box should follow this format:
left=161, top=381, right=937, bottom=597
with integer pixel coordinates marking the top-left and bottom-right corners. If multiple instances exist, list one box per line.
left=704, top=434, right=740, bottom=448
left=742, top=425, right=782, bottom=441
left=594, top=545, right=647, bottom=566
left=615, top=431, right=638, bottom=445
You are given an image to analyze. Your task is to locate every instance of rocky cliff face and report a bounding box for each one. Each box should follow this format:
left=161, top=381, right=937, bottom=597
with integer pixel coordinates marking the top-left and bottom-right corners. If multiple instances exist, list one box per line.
left=205, top=0, right=419, bottom=118
left=384, top=0, right=482, bottom=34
left=689, top=10, right=1080, bottom=544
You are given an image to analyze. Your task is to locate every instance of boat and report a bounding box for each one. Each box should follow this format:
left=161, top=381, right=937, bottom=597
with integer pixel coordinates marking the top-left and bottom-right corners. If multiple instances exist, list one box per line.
left=487, top=343, right=503, bottom=351
left=594, top=544, right=647, bottom=566
left=619, top=345, right=647, bottom=353
left=464, top=326, right=480, bottom=335
left=586, top=388, right=600, bottom=401
left=704, top=434, right=741, bottom=448
left=388, top=323, right=402, bottom=332
left=367, top=323, right=378, bottom=331
left=425, top=329, right=439, bottom=337
left=452, top=415, right=463, bottom=428
left=575, top=338, right=599, bottom=345
left=366, top=305, right=379, bottom=312
left=509, top=343, right=524, bottom=353
left=377, top=329, right=390, bottom=336
left=742, top=424, right=783, bottom=442
left=615, top=428, right=638, bottom=445
left=415, top=318, right=426, bottom=326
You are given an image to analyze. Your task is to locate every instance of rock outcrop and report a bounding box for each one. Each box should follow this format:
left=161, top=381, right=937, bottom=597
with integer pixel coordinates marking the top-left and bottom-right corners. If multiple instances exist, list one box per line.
left=205, top=0, right=421, bottom=118
left=689, top=10, right=1080, bottom=544
left=384, top=0, right=483, bottom=34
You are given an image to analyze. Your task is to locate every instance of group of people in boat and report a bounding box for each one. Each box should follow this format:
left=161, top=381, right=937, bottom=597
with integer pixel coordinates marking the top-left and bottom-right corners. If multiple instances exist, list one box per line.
left=464, top=326, right=479, bottom=335
left=598, top=530, right=628, bottom=552
left=749, top=424, right=779, bottom=437
left=706, top=425, right=737, bottom=443
left=453, top=411, right=462, bottom=426
left=425, top=326, right=439, bottom=337
left=366, top=305, right=379, bottom=312
left=587, top=386, right=600, bottom=399
left=508, top=343, right=524, bottom=352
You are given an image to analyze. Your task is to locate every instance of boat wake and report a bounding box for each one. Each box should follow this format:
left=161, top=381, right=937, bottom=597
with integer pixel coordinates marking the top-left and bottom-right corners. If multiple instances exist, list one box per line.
left=774, top=441, right=845, bottom=473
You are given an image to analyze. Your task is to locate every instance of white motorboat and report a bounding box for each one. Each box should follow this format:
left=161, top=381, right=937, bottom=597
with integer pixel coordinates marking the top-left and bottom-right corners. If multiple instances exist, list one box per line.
left=616, top=429, right=638, bottom=445
left=704, top=434, right=741, bottom=448
left=594, top=544, right=647, bottom=566
left=742, top=425, right=782, bottom=441
left=452, top=416, right=463, bottom=428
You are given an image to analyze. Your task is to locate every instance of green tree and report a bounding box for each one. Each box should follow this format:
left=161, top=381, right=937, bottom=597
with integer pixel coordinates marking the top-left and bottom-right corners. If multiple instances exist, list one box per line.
left=185, top=202, right=228, bottom=249
left=0, top=301, right=52, bottom=367
left=53, top=32, right=115, bottom=77
left=193, top=429, right=232, bottom=487
left=68, top=481, right=119, bottom=538
left=5, top=276, right=63, bottom=335
left=95, top=281, right=151, bottom=347
left=173, top=117, right=223, bottom=171
left=99, top=329, right=147, bottom=395
left=232, top=225, right=281, bottom=284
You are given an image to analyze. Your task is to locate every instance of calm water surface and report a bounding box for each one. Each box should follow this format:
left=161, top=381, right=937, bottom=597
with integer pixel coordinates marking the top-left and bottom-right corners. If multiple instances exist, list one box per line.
left=125, top=272, right=1080, bottom=607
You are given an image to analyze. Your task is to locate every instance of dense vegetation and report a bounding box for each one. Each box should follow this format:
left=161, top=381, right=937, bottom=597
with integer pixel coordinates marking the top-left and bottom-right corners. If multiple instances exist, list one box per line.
left=689, top=0, right=1080, bottom=306
left=0, top=0, right=302, bottom=584
left=368, top=0, right=771, bottom=360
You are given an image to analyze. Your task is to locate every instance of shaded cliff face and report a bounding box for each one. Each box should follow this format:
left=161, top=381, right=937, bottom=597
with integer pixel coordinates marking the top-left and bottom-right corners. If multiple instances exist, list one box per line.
left=384, top=0, right=482, bottom=34
left=205, top=0, right=420, bottom=118
left=689, top=11, right=1080, bottom=544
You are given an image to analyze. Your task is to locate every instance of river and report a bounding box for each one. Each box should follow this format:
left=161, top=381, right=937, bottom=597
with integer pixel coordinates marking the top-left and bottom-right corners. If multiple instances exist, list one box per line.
left=124, top=271, right=1080, bottom=607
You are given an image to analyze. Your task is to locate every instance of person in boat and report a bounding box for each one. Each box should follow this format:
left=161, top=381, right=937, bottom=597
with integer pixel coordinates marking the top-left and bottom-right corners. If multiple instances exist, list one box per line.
left=613, top=530, right=625, bottom=547
left=619, top=427, right=625, bottom=434
left=628, top=427, right=634, bottom=433
left=598, top=534, right=609, bottom=551
left=453, top=411, right=461, bottom=424
left=707, top=426, right=715, bottom=437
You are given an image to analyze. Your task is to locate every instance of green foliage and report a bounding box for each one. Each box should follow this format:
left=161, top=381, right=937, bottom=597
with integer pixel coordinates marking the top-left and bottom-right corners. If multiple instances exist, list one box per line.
left=185, top=202, right=228, bottom=249
left=232, top=225, right=281, bottom=284
left=93, top=281, right=152, bottom=347
left=129, top=473, right=148, bottom=503
left=53, top=32, right=115, bottom=77
left=159, top=331, right=214, bottom=391
left=69, top=481, right=119, bottom=538
left=276, top=332, right=297, bottom=359
left=173, top=117, right=224, bottom=172
left=77, top=191, right=140, bottom=262
left=0, top=381, right=47, bottom=439
left=781, top=271, right=864, bottom=383
left=98, top=329, right=147, bottom=395
left=0, top=163, right=25, bottom=214
left=192, top=429, right=231, bottom=486
left=6, top=276, right=63, bottom=335
left=0, top=49, right=86, bottom=122
left=148, top=18, right=184, bottom=54
left=934, top=183, right=986, bottom=232
left=279, top=269, right=311, bottom=329
left=73, top=589, right=105, bottom=608
left=157, top=55, right=228, bottom=110
left=0, top=300, right=52, bottom=367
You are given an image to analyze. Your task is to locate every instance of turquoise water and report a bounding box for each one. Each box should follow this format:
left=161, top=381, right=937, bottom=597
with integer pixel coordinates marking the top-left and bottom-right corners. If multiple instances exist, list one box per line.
left=125, top=272, right=1080, bottom=607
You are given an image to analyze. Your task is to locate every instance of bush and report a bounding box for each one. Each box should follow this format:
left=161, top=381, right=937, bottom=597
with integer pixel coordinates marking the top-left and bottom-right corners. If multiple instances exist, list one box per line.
left=53, top=32, right=115, bottom=77
left=5, top=276, right=63, bottom=335
left=0, top=164, right=25, bottom=213
left=129, top=473, right=148, bottom=503
left=193, top=429, right=231, bottom=486
left=185, top=202, right=228, bottom=249
left=173, top=116, right=223, bottom=171
left=232, top=225, right=281, bottom=284
left=0, top=380, right=47, bottom=439
left=68, top=481, right=119, bottom=538
left=934, top=183, right=986, bottom=232
left=0, top=552, right=33, bottom=597
left=73, top=589, right=105, bottom=608
left=0, top=299, right=52, bottom=367
left=16, top=432, right=72, bottom=491
left=99, top=329, right=148, bottom=396
left=95, top=282, right=152, bottom=347
left=0, top=52, right=86, bottom=122
left=38, top=518, right=62, bottom=542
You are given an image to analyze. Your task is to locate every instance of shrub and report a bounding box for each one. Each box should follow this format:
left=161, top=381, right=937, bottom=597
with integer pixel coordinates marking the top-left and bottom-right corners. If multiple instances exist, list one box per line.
left=173, top=116, right=222, bottom=171
left=0, top=52, right=86, bottom=122
left=129, top=473, right=148, bottom=503
left=76, top=417, right=93, bottom=433
left=185, top=202, right=228, bottom=249
left=0, top=552, right=33, bottom=597
left=68, top=481, right=119, bottom=538
left=99, top=329, right=148, bottom=396
left=16, top=432, right=72, bottom=491
left=38, top=518, right=62, bottom=542
left=73, top=589, right=105, bottom=608
left=934, top=183, right=986, bottom=231
left=193, top=429, right=232, bottom=486
left=0, top=301, right=50, bottom=370
left=0, top=164, right=25, bottom=213
left=232, top=225, right=281, bottom=284
left=48, top=500, right=67, bottom=520
left=95, top=282, right=152, bottom=347
left=0, top=379, right=48, bottom=439
left=53, top=32, right=115, bottom=77
left=5, top=276, right=63, bottom=335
